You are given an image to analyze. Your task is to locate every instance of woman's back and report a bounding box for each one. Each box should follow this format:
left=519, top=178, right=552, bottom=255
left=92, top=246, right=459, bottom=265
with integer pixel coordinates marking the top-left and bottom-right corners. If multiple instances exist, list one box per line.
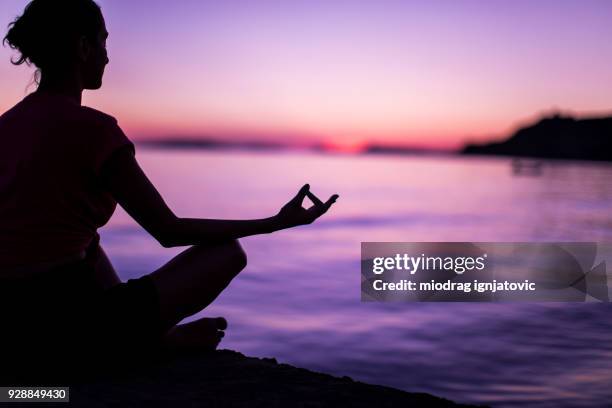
left=0, top=91, right=133, bottom=271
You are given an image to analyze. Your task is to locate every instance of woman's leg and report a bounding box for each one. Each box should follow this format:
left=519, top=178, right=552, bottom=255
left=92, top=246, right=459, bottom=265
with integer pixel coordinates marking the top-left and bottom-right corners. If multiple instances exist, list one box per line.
left=148, top=239, right=247, bottom=331
left=92, top=245, right=122, bottom=290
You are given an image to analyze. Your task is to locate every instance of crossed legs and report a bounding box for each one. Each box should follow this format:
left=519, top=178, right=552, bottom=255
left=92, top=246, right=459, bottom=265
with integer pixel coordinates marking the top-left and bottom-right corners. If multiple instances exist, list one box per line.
left=148, top=240, right=247, bottom=350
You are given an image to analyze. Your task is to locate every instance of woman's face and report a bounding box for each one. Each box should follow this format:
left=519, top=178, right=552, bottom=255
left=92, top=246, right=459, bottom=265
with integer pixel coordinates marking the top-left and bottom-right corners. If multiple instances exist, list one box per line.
left=81, top=16, right=109, bottom=90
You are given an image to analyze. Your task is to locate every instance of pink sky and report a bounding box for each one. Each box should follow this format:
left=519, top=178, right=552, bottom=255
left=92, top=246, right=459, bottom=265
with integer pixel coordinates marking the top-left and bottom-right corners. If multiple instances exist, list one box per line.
left=1, top=0, right=612, bottom=150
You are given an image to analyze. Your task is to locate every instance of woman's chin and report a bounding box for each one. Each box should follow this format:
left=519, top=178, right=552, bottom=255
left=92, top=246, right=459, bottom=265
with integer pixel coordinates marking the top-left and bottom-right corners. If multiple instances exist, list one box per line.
left=84, top=78, right=104, bottom=90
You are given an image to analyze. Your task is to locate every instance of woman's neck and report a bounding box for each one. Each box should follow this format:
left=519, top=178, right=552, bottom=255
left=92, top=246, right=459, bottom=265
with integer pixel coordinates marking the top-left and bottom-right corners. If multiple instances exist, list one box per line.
left=36, top=71, right=83, bottom=105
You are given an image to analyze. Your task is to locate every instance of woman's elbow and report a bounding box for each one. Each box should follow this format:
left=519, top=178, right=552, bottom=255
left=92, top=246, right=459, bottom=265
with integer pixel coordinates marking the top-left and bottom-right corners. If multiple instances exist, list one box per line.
left=158, top=235, right=180, bottom=248
left=150, top=221, right=182, bottom=248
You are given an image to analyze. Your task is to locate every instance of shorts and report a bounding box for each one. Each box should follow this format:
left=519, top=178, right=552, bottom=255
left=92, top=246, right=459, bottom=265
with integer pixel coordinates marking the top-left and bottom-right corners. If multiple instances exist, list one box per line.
left=0, top=254, right=167, bottom=383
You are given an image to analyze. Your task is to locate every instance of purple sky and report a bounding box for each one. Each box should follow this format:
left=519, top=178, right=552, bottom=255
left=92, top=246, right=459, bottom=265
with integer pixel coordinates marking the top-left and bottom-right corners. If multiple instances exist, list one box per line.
left=2, top=0, right=612, bottom=149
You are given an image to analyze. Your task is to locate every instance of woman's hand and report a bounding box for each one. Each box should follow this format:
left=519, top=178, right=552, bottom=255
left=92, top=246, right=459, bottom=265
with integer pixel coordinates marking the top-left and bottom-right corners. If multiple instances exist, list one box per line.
left=274, top=184, right=338, bottom=230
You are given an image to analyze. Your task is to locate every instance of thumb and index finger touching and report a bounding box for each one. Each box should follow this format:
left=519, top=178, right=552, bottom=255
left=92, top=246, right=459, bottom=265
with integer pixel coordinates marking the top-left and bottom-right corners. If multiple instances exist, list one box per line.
left=289, top=183, right=338, bottom=220
left=307, top=190, right=338, bottom=213
left=291, top=183, right=339, bottom=209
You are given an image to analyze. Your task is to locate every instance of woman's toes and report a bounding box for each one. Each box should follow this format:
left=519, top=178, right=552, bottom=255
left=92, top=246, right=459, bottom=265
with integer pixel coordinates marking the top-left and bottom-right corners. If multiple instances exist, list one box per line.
left=164, top=316, right=228, bottom=352
left=215, top=317, right=228, bottom=330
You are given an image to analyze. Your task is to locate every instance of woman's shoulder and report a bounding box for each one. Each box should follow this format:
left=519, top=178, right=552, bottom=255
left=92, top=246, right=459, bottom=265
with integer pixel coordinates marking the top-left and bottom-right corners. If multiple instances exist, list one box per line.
left=59, top=100, right=126, bottom=141
left=78, top=105, right=120, bottom=130
left=1, top=92, right=121, bottom=132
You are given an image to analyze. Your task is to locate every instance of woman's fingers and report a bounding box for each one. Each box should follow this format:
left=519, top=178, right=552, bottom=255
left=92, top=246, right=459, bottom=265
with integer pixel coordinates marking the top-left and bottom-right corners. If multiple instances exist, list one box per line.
left=308, top=191, right=339, bottom=210
left=325, top=194, right=339, bottom=210
left=289, top=184, right=310, bottom=206
left=286, top=185, right=338, bottom=225
left=307, top=194, right=339, bottom=219
left=306, top=191, right=324, bottom=206
left=318, top=194, right=338, bottom=214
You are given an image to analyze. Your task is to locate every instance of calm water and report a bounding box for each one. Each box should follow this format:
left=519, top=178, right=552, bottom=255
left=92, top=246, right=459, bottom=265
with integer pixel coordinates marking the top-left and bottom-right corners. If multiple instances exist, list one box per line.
left=101, top=148, right=612, bottom=408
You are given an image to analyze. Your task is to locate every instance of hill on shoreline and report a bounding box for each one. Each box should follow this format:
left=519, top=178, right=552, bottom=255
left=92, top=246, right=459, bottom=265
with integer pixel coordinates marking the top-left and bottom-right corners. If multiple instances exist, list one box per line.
left=462, top=113, right=612, bottom=162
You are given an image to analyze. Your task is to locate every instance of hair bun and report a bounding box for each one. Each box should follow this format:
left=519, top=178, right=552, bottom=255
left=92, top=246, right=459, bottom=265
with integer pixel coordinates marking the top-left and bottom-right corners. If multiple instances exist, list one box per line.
left=5, top=16, right=31, bottom=65
left=3, top=0, right=102, bottom=69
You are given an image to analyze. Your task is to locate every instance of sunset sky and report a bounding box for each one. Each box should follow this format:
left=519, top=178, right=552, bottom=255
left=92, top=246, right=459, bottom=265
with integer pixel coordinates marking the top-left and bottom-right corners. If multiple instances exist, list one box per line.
left=1, top=0, right=612, bottom=150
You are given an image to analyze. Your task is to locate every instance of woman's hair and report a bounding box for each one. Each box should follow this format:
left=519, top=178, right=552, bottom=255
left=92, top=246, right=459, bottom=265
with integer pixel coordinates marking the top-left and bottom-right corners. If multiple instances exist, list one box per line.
left=3, top=0, right=103, bottom=70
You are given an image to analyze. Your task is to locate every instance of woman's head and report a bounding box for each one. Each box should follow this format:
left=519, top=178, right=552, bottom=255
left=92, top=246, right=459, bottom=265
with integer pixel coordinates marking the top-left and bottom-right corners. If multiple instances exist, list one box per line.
left=3, top=0, right=109, bottom=90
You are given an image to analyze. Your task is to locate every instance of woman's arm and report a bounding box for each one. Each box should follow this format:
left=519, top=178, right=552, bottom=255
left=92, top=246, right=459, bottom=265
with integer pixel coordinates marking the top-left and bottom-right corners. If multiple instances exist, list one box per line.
left=100, top=147, right=338, bottom=248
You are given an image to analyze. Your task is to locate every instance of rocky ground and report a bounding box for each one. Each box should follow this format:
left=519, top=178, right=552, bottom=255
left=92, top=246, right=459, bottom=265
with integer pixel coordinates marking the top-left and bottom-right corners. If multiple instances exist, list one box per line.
left=60, top=349, right=482, bottom=407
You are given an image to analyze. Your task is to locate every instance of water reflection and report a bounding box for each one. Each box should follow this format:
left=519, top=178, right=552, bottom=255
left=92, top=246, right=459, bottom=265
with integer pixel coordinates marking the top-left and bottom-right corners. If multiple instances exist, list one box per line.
left=102, top=149, right=612, bottom=407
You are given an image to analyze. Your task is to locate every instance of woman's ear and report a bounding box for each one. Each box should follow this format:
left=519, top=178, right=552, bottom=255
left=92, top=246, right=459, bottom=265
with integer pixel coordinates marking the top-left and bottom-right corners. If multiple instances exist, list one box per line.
left=77, top=35, right=91, bottom=62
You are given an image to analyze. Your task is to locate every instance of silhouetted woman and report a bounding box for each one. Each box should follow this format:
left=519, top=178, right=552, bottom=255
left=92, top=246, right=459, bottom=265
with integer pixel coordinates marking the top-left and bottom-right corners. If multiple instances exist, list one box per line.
left=0, top=0, right=337, bottom=380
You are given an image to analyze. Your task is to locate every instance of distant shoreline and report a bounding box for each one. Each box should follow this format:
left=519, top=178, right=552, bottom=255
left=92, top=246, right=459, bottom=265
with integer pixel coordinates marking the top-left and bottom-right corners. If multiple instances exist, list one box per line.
left=136, top=138, right=455, bottom=157
left=137, top=111, right=612, bottom=163
left=136, top=111, right=612, bottom=162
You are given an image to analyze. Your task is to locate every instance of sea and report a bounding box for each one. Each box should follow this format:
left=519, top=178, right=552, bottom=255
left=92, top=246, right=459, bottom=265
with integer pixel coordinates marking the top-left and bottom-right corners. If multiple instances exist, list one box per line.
left=100, top=148, right=612, bottom=408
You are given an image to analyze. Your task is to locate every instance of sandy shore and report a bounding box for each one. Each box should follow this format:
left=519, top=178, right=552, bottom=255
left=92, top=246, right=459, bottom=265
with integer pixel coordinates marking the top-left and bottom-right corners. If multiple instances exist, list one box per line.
left=64, top=349, right=481, bottom=407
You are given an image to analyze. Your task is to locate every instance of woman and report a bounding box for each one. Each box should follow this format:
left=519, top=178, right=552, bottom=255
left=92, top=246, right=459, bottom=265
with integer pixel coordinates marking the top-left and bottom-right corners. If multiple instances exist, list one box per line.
left=0, top=0, right=337, bottom=379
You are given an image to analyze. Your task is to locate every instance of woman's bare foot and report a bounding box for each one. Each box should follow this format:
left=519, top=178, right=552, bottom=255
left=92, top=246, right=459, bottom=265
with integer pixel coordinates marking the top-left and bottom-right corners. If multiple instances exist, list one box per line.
left=163, top=317, right=227, bottom=353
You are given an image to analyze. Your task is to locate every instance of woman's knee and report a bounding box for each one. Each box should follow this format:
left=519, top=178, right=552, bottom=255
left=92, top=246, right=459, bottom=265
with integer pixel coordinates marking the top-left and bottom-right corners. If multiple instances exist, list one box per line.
left=191, top=239, right=247, bottom=271
left=217, top=239, right=247, bottom=273
left=228, top=239, right=247, bottom=270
